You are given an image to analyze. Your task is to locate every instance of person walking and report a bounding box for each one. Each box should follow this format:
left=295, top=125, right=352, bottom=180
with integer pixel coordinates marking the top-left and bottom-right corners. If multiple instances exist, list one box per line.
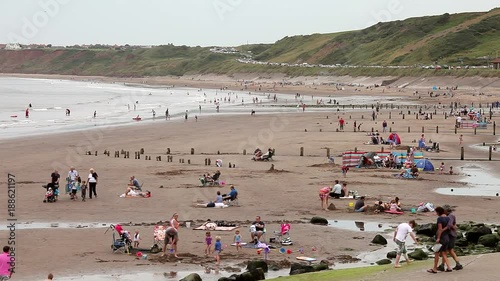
left=393, top=220, right=419, bottom=268
left=382, top=120, right=388, bottom=133
left=88, top=168, right=98, bottom=199
left=428, top=206, right=452, bottom=273
left=437, top=205, right=463, bottom=271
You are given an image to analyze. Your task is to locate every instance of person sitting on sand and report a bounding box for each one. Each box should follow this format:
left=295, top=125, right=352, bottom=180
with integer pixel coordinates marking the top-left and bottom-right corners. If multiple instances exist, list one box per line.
left=128, top=176, right=142, bottom=190
left=389, top=200, right=401, bottom=212
left=214, top=191, right=223, bottom=203
left=410, top=164, right=419, bottom=177
left=355, top=196, right=368, bottom=212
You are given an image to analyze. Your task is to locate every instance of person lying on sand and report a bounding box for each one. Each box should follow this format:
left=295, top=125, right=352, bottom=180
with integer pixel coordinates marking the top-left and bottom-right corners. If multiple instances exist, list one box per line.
left=120, top=187, right=151, bottom=198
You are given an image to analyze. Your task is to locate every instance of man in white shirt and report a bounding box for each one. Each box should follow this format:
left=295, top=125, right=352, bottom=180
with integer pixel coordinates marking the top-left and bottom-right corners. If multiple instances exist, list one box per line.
left=393, top=220, right=419, bottom=268
left=68, top=167, right=78, bottom=182
left=456, top=116, right=462, bottom=128
left=330, top=180, right=342, bottom=198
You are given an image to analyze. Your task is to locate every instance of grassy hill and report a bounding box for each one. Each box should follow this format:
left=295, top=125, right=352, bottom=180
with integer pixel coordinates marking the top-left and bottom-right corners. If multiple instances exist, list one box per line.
left=1, top=8, right=499, bottom=77
left=253, top=9, right=500, bottom=66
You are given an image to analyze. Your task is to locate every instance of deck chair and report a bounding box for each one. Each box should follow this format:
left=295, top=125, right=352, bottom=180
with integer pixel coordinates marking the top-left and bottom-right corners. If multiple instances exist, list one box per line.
left=151, top=225, right=166, bottom=253
left=227, top=192, right=239, bottom=206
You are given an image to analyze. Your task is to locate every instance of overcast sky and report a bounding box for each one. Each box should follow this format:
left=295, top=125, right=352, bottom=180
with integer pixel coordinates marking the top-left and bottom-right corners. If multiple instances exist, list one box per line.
left=1, top=0, right=499, bottom=46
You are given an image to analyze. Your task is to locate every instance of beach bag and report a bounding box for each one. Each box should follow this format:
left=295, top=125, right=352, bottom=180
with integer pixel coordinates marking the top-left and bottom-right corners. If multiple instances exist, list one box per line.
left=424, top=202, right=435, bottom=212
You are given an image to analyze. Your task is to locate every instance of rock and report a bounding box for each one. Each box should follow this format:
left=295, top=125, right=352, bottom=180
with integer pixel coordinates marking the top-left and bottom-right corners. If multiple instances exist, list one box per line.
left=290, top=263, right=315, bottom=275
left=376, top=259, right=392, bottom=265
left=416, top=223, right=436, bottom=237
left=269, top=265, right=280, bottom=271
left=312, top=263, right=329, bottom=272
left=386, top=251, right=397, bottom=259
left=371, top=234, right=387, bottom=245
left=248, top=268, right=265, bottom=281
left=179, top=273, right=202, bottom=281
left=327, top=203, right=336, bottom=210
left=236, top=272, right=257, bottom=281
left=246, top=260, right=268, bottom=273
left=466, top=226, right=492, bottom=243
left=310, top=217, right=328, bottom=225
left=458, top=224, right=471, bottom=232
left=478, top=234, right=500, bottom=248
left=455, top=238, right=469, bottom=247
left=408, top=249, right=428, bottom=260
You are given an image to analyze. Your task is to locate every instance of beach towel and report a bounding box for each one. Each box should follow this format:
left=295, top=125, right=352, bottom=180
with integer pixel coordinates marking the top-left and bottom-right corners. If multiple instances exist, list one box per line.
left=194, top=222, right=239, bottom=231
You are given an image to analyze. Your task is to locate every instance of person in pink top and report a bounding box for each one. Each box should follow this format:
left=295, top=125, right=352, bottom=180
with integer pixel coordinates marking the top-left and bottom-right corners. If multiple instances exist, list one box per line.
left=0, top=246, right=13, bottom=280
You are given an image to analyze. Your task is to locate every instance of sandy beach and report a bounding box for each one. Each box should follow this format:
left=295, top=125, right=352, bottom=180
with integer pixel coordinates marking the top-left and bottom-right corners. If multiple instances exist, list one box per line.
left=0, top=74, right=499, bottom=280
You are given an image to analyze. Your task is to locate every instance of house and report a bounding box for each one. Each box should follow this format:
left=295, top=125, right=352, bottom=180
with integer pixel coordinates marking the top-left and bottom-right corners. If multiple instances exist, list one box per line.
left=5, top=43, right=22, bottom=50
left=492, top=58, right=500, bottom=70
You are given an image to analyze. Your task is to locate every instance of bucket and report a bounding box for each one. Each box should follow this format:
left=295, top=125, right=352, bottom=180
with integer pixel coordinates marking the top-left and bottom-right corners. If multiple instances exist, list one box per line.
left=411, top=208, right=416, bottom=214
left=348, top=202, right=354, bottom=208
left=186, top=221, right=191, bottom=228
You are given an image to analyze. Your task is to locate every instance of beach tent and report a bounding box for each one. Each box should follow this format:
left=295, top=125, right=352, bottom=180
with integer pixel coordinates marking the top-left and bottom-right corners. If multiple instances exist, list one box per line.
left=416, top=159, right=434, bottom=171
left=388, top=133, right=401, bottom=145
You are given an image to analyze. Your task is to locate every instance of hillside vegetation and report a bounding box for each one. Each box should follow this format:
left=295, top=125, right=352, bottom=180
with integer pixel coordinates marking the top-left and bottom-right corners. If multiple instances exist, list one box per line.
left=1, top=8, right=499, bottom=77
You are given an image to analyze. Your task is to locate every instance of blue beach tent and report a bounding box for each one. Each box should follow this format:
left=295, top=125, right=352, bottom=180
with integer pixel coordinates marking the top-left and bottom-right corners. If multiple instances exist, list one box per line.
left=416, top=159, right=434, bottom=171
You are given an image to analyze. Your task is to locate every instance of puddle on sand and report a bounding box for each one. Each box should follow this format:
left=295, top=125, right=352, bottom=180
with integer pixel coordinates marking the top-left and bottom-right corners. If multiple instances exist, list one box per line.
left=435, top=166, right=500, bottom=197
left=328, top=220, right=394, bottom=232
left=0, top=222, right=112, bottom=230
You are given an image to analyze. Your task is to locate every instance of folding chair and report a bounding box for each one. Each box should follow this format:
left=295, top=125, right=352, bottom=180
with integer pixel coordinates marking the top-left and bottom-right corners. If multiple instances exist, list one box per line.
left=151, top=225, right=166, bottom=253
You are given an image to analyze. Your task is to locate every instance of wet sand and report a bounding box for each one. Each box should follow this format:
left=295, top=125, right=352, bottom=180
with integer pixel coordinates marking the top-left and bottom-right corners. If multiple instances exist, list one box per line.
left=0, top=75, right=499, bottom=280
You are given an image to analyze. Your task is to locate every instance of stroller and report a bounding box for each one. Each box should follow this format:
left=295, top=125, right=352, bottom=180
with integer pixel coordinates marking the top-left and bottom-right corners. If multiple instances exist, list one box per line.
left=42, top=183, right=59, bottom=203
left=106, top=224, right=132, bottom=254
left=150, top=225, right=166, bottom=254
left=270, top=223, right=293, bottom=245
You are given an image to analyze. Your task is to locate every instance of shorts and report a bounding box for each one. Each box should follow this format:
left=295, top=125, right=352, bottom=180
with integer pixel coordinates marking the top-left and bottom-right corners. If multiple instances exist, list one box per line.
left=448, top=236, right=456, bottom=249
left=395, top=239, right=407, bottom=254
left=319, top=193, right=328, bottom=199
left=71, top=189, right=77, bottom=194
left=355, top=208, right=365, bottom=212
left=164, top=233, right=178, bottom=244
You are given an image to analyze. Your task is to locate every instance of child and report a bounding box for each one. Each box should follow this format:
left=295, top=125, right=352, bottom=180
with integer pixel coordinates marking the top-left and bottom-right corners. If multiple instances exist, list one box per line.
left=71, top=176, right=80, bottom=200
left=341, top=165, right=349, bottom=177
left=439, top=162, right=445, bottom=175
left=133, top=230, right=141, bottom=248
left=234, top=230, right=242, bottom=251
left=81, top=180, right=87, bottom=202
left=214, top=236, right=222, bottom=265
left=459, top=134, right=463, bottom=146
left=449, top=166, right=454, bottom=175
left=205, top=231, right=212, bottom=256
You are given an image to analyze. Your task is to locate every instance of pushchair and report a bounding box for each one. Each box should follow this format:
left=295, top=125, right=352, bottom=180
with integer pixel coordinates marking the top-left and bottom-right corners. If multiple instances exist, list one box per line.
left=105, top=224, right=132, bottom=254
left=42, top=183, right=59, bottom=203
left=150, top=225, right=166, bottom=254
left=270, top=223, right=293, bottom=245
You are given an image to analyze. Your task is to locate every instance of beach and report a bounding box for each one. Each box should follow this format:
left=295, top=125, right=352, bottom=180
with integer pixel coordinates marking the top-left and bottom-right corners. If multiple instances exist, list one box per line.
left=0, top=74, right=499, bottom=280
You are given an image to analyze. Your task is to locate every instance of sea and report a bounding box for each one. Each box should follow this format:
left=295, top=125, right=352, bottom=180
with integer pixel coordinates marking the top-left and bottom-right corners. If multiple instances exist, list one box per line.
left=0, top=77, right=411, bottom=140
